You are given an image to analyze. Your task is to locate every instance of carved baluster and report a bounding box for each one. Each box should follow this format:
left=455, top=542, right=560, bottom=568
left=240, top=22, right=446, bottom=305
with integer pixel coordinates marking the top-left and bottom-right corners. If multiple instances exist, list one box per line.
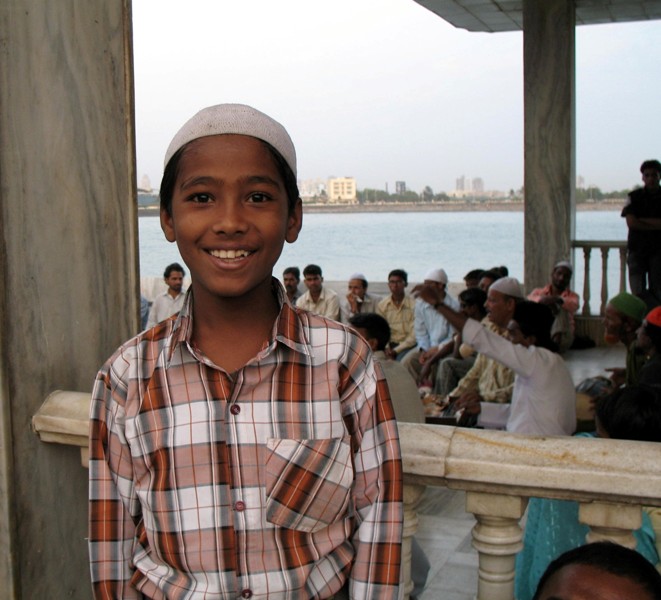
left=600, top=246, right=609, bottom=316
left=467, top=492, right=528, bottom=600
left=582, top=246, right=592, bottom=316
left=619, top=247, right=628, bottom=293
left=402, top=483, right=426, bottom=599
left=578, top=502, right=640, bottom=549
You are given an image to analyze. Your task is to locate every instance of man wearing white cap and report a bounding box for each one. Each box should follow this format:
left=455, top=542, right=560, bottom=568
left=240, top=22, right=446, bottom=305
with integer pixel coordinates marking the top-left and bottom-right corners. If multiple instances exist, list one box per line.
left=339, top=273, right=381, bottom=324
left=444, top=277, right=524, bottom=418
left=402, top=268, right=460, bottom=383
left=528, top=260, right=579, bottom=352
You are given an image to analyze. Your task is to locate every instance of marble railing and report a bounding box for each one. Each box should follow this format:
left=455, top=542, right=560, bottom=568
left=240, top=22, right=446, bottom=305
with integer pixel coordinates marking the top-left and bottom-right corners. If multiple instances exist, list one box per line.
left=571, top=240, right=627, bottom=317
left=33, top=392, right=661, bottom=600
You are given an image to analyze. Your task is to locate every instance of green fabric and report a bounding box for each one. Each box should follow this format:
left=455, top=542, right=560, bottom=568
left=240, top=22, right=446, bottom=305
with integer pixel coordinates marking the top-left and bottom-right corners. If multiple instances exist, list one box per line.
left=608, top=292, right=647, bottom=322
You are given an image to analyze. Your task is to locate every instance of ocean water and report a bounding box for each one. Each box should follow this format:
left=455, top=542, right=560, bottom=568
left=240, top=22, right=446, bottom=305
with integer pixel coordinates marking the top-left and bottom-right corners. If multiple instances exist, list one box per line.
left=139, top=210, right=627, bottom=309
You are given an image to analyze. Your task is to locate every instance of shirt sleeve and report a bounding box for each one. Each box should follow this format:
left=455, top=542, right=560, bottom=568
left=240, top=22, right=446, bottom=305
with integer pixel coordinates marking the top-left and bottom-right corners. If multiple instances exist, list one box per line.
left=341, top=353, right=403, bottom=599
left=561, top=291, right=580, bottom=315
left=414, top=301, right=430, bottom=351
left=327, top=293, right=341, bottom=321
left=89, top=357, right=143, bottom=599
left=463, top=318, right=537, bottom=378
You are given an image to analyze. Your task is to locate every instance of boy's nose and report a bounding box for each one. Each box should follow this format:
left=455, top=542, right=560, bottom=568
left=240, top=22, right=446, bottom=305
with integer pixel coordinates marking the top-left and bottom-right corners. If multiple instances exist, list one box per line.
left=211, top=201, right=248, bottom=235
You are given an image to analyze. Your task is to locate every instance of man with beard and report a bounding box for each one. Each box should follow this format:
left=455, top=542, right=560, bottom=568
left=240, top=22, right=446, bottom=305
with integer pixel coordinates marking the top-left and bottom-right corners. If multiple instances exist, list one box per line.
left=528, top=261, right=579, bottom=352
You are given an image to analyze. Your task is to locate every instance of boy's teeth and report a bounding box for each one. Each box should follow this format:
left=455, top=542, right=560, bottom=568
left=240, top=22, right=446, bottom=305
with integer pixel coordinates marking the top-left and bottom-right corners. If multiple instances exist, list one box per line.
left=210, top=249, right=250, bottom=259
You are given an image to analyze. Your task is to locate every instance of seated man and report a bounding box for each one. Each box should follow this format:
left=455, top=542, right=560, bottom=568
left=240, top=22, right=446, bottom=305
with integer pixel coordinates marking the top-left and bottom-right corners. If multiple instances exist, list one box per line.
left=146, top=262, right=187, bottom=329
left=296, top=263, right=340, bottom=321
left=528, top=260, right=579, bottom=352
left=424, top=287, right=488, bottom=396
left=339, top=272, right=380, bottom=324
left=445, top=277, right=524, bottom=417
left=401, top=268, right=460, bottom=384
left=463, top=268, right=485, bottom=289
left=603, top=292, right=648, bottom=387
left=376, top=269, right=417, bottom=361
left=282, top=266, right=301, bottom=304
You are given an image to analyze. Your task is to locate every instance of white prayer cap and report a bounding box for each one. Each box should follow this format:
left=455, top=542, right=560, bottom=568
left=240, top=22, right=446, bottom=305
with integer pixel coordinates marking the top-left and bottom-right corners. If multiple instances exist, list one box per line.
left=489, top=276, right=524, bottom=298
left=164, top=104, right=297, bottom=176
left=423, top=268, right=448, bottom=284
left=554, top=260, right=573, bottom=273
left=349, top=272, right=367, bottom=282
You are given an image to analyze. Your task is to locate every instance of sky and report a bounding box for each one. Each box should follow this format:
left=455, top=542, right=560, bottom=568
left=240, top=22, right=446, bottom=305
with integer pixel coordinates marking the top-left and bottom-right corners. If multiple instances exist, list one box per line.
left=132, top=0, right=660, bottom=195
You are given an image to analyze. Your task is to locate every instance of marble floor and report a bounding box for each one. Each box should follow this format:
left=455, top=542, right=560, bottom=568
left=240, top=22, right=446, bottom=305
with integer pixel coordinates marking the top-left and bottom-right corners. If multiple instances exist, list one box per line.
left=413, top=343, right=626, bottom=599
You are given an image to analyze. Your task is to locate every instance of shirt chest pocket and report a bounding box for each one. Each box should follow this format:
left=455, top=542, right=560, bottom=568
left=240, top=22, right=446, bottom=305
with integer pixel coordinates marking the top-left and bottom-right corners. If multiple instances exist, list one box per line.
left=265, top=437, right=353, bottom=533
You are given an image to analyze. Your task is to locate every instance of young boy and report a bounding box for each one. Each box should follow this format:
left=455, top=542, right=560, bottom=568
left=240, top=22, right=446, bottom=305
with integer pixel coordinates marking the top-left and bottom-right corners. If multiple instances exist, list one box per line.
left=89, top=104, right=403, bottom=599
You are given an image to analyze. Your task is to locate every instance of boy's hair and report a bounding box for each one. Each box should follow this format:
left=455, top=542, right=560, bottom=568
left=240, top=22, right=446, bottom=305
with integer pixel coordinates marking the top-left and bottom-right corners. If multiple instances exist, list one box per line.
left=640, top=159, right=661, bottom=174
left=513, top=301, right=555, bottom=351
left=159, top=140, right=300, bottom=216
left=303, top=264, right=322, bottom=277
left=533, top=542, right=661, bottom=600
left=164, top=262, right=186, bottom=278
left=596, top=385, right=661, bottom=443
left=349, top=313, right=391, bottom=351
left=388, top=269, right=408, bottom=285
left=459, top=288, right=487, bottom=318
left=283, top=266, right=300, bottom=281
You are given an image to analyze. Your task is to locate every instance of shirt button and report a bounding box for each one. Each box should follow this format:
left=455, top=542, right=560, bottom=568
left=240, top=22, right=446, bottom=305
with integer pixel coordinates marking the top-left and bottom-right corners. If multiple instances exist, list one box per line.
left=234, top=501, right=246, bottom=512
left=230, top=404, right=241, bottom=415
left=241, top=590, right=252, bottom=599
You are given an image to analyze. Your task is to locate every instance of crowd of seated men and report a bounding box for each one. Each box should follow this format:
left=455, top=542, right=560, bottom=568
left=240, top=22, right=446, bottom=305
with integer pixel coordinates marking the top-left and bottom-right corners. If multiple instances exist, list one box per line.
left=280, top=261, right=661, bottom=594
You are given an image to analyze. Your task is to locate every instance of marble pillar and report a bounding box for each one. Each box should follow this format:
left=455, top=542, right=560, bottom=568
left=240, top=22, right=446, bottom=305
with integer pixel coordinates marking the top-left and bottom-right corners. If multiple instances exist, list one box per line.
left=0, top=1, right=137, bottom=597
left=523, top=0, right=576, bottom=291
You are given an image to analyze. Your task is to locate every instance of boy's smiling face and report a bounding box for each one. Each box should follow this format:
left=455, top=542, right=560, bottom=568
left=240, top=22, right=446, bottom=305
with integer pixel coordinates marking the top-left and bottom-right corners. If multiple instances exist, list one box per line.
left=161, top=134, right=302, bottom=305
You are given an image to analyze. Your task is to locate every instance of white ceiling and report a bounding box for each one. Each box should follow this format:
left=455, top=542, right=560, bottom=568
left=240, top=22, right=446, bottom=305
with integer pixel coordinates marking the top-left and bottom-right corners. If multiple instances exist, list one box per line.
left=413, top=0, right=661, bottom=32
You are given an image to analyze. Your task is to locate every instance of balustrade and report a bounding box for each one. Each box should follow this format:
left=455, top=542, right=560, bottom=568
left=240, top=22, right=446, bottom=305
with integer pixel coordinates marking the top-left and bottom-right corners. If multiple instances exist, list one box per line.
left=33, top=393, right=661, bottom=600
left=571, top=240, right=627, bottom=316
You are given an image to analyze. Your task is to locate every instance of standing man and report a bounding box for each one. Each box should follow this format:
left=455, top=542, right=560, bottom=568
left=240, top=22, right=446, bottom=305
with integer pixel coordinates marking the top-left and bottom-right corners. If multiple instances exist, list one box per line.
left=282, top=266, right=301, bottom=304
left=146, top=262, right=186, bottom=329
left=296, top=263, right=340, bottom=320
left=339, top=272, right=380, bottom=324
left=528, top=260, right=579, bottom=352
left=377, top=269, right=417, bottom=361
left=622, top=159, right=661, bottom=307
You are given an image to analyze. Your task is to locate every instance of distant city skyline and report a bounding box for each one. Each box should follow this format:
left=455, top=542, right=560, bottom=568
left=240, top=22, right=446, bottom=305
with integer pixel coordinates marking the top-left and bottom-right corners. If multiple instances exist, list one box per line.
left=132, top=0, right=660, bottom=195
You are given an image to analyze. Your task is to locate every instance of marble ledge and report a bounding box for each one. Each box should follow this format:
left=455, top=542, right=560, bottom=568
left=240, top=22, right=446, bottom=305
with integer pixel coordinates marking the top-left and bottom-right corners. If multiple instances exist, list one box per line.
left=31, top=393, right=661, bottom=508
left=399, top=422, right=661, bottom=507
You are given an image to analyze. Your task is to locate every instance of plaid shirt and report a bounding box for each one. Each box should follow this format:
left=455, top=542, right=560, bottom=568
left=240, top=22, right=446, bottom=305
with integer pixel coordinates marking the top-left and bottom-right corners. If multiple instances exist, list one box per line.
left=89, top=282, right=403, bottom=599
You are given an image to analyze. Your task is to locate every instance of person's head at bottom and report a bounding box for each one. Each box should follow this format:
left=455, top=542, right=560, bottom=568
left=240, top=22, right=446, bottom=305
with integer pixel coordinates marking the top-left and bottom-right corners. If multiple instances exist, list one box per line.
left=533, top=541, right=661, bottom=600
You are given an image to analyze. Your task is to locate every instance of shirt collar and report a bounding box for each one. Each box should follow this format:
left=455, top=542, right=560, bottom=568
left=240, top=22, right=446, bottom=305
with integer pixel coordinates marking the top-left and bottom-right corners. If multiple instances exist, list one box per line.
left=164, top=279, right=312, bottom=365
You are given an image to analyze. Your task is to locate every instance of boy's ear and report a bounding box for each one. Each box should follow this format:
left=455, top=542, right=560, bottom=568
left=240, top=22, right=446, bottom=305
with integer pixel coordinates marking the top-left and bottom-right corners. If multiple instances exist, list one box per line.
left=161, top=207, right=176, bottom=243
left=285, top=198, right=303, bottom=244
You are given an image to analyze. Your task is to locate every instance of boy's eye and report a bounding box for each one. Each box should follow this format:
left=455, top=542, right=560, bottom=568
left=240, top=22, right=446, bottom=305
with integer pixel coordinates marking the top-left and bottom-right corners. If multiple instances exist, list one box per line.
left=248, top=193, right=270, bottom=203
left=190, top=193, right=211, bottom=203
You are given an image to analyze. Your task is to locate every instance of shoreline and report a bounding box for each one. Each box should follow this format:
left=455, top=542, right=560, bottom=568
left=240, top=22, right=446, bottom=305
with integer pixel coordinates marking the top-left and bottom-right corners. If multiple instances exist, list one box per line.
left=138, top=200, right=622, bottom=217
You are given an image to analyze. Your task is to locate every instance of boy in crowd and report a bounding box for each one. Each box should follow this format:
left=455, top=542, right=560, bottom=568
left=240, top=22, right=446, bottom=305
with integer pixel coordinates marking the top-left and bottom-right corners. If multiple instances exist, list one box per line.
left=89, top=104, right=403, bottom=599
